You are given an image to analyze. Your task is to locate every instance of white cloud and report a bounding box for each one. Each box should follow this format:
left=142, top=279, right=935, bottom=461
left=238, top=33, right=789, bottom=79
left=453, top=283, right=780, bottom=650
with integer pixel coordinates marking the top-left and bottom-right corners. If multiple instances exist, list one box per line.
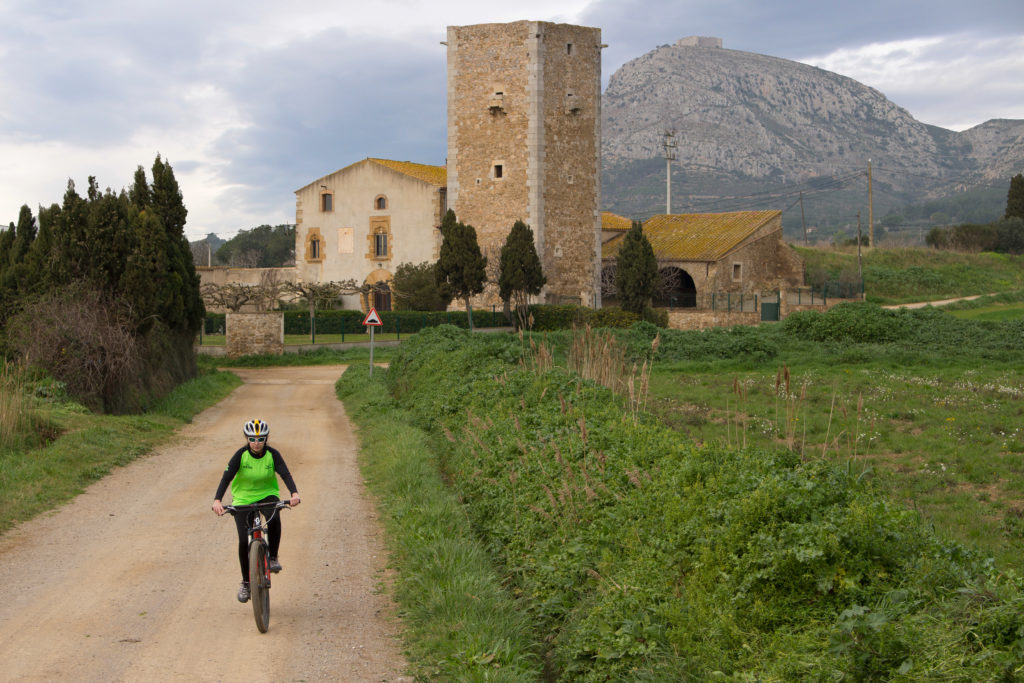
left=802, top=34, right=1024, bottom=130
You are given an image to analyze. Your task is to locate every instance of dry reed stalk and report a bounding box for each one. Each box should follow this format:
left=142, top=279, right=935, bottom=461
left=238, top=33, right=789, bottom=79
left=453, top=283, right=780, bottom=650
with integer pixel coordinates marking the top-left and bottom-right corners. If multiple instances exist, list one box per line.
left=626, top=469, right=643, bottom=487
left=822, top=388, right=837, bottom=458
left=0, top=361, right=30, bottom=449
left=541, top=483, right=559, bottom=511
left=854, top=393, right=863, bottom=459
left=529, top=505, right=553, bottom=521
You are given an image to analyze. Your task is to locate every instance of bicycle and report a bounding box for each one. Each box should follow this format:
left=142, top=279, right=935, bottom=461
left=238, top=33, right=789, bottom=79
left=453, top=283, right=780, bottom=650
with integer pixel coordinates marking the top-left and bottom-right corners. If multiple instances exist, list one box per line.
left=223, top=500, right=291, bottom=633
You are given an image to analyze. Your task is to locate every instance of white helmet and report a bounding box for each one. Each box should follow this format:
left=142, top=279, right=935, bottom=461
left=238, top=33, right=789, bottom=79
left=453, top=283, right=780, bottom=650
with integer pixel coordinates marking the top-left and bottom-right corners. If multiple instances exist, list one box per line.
left=243, top=419, right=270, bottom=438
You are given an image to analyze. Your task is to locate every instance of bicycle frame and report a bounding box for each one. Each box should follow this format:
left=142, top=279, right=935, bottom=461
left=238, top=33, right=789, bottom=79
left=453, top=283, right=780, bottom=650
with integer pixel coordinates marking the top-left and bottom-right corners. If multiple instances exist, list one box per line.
left=223, top=500, right=290, bottom=632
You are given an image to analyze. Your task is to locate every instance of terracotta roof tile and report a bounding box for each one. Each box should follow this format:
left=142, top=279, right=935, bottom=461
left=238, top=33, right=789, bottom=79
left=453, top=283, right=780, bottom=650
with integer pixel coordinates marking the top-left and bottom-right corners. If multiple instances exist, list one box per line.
left=602, top=211, right=781, bottom=261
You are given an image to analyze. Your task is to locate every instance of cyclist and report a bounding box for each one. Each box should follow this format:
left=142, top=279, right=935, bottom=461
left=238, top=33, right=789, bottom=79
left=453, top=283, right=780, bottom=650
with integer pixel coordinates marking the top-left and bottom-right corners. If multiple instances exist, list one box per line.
left=212, top=419, right=301, bottom=603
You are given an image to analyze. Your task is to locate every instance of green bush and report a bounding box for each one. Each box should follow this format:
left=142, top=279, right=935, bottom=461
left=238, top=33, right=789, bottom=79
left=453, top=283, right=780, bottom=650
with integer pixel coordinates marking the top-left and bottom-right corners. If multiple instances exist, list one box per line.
left=526, top=304, right=593, bottom=331
left=783, top=301, right=1024, bottom=357
left=281, top=309, right=510, bottom=335
left=625, top=321, right=780, bottom=363
left=588, top=306, right=639, bottom=329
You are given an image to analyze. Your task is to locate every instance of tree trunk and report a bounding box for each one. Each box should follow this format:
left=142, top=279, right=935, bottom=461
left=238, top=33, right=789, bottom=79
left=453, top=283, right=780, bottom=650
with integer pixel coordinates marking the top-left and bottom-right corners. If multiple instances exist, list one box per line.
left=465, top=297, right=475, bottom=331
left=308, top=299, right=315, bottom=343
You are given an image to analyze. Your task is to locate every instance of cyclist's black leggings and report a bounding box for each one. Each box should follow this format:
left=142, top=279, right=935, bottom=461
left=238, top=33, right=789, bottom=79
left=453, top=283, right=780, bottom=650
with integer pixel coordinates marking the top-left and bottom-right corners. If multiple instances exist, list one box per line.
left=233, top=496, right=282, bottom=581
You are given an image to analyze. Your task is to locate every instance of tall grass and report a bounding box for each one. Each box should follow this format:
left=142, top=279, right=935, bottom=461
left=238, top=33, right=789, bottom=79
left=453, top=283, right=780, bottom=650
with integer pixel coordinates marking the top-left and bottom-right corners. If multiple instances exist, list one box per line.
left=0, top=360, right=35, bottom=450
left=526, top=325, right=660, bottom=420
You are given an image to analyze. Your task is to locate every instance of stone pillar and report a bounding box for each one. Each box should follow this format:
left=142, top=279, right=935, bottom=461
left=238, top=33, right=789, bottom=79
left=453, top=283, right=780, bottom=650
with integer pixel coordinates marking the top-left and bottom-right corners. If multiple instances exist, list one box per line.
left=226, top=312, right=285, bottom=358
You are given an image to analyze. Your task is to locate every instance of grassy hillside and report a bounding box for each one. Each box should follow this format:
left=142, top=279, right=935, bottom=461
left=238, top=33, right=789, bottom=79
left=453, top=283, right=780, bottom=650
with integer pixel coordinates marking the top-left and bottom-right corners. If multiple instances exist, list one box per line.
left=796, top=246, right=1024, bottom=304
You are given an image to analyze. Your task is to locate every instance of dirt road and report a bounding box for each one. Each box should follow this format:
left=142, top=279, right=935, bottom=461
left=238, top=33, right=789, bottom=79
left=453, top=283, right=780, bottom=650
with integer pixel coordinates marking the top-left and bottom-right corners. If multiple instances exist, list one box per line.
left=0, top=366, right=410, bottom=682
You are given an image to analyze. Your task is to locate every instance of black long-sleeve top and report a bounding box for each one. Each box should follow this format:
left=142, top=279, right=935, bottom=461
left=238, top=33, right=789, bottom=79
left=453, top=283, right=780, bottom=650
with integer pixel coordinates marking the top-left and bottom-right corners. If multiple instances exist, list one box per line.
left=213, top=445, right=298, bottom=502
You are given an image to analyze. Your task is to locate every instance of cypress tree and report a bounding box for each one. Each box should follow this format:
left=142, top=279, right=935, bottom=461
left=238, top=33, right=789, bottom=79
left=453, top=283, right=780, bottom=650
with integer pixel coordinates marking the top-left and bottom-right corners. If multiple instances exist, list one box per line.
left=616, top=220, right=658, bottom=315
left=128, top=166, right=151, bottom=210
left=1007, top=174, right=1024, bottom=220
left=0, top=224, right=13, bottom=276
left=436, top=209, right=487, bottom=330
left=9, top=205, right=37, bottom=266
left=498, top=219, right=545, bottom=329
left=146, top=156, right=204, bottom=333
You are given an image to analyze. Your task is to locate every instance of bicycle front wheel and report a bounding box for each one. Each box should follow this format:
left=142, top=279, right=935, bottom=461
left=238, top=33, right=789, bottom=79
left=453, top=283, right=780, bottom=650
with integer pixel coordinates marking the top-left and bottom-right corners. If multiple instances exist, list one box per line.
left=249, top=541, right=271, bottom=633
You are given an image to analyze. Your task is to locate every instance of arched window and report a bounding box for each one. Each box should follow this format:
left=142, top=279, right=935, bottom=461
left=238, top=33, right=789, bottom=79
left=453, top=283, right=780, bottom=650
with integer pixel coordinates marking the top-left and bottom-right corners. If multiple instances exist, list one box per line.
left=305, top=227, right=324, bottom=262
left=374, top=195, right=388, bottom=210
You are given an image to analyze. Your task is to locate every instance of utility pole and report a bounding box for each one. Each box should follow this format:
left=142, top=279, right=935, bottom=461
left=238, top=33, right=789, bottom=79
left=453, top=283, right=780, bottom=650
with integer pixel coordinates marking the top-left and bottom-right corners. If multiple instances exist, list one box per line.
left=799, top=192, right=807, bottom=245
left=663, top=130, right=676, bottom=215
left=857, top=211, right=863, bottom=288
left=867, top=159, right=874, bottom=247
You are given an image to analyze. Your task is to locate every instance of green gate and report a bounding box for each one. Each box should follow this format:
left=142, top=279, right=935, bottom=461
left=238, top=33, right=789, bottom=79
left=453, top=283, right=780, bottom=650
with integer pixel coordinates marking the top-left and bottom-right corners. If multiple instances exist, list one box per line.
left=761, top=302, right=780, bottom=321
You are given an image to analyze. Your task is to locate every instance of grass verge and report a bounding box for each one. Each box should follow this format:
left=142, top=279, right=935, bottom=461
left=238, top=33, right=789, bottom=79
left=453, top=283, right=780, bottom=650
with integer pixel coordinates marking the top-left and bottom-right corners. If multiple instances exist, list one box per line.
left=336, top=366, right=542, bottom=681
left=0, top=369, right=241, bottom=535
left=197, top=346, right=395, bottom=370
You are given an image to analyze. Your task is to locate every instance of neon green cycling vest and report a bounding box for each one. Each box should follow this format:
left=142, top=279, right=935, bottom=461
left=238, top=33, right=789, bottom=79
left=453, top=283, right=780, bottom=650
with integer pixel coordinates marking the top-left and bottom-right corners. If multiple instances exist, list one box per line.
left=230, top=450, right=280, bottom=505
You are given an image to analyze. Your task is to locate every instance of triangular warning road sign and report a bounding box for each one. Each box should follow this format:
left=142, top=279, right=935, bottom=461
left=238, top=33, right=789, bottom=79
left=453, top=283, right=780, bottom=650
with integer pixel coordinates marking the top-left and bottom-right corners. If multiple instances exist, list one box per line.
left=362, top=307, right=383, bottom=326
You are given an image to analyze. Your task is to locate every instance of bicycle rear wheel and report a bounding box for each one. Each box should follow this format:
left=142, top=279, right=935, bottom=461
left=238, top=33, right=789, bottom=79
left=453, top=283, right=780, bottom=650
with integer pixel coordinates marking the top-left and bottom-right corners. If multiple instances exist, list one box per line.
left=249, top=541, right=271, bottom=633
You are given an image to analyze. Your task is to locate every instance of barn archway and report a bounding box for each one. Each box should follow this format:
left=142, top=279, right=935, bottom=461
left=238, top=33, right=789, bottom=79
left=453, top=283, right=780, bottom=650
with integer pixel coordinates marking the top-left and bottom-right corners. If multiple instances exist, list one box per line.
left=654, top=267, right=697, bottom=308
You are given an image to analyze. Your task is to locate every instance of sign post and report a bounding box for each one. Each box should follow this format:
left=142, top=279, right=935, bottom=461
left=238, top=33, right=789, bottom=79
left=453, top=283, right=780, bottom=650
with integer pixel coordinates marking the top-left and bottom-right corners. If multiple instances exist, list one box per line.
left=362, top=307, right=383, bottom=376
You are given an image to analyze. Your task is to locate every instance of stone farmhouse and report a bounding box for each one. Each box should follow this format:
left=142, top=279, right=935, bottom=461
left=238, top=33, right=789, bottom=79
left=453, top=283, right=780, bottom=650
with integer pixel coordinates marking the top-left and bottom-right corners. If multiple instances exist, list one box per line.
left=289, top=20, right=603, bottom=311
left=293, top=158, right=447, bottom=311
left=601, top=210, right=804, bottom=308
left=204, top=20, right=809, bottom=324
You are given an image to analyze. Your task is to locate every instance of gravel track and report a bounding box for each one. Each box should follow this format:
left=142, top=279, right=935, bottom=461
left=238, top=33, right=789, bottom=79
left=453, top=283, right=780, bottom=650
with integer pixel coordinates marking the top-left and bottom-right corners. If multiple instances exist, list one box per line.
left=0, top=366, right=410, bottom=682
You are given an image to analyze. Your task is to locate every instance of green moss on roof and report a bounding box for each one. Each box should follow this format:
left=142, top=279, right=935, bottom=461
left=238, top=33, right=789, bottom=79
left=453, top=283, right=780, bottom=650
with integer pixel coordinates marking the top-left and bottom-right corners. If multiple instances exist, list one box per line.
left=367, top=158, right=447, bottom=187
left=601, top=211, right=781, bottom=261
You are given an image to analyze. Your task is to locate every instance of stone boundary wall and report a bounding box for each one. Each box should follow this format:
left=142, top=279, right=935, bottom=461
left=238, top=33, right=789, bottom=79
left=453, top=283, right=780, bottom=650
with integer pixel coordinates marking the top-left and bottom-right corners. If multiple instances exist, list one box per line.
left=781, top=298, right=849, bottom=317
left=226, top=312, right=284, bottom=358
left=667, top=309, right=760, bottom=330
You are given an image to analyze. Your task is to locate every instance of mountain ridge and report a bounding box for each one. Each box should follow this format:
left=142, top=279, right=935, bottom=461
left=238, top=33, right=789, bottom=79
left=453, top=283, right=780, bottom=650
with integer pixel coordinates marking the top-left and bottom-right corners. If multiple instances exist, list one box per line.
left=600, top=39, right=1024, bottom=239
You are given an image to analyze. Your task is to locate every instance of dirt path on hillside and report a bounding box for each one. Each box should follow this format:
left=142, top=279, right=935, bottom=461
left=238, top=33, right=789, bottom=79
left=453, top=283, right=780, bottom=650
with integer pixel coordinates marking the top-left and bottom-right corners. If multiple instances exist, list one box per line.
left=0, top=366, right=411, bottom=682
left=882, top=293, right=994, bottom=309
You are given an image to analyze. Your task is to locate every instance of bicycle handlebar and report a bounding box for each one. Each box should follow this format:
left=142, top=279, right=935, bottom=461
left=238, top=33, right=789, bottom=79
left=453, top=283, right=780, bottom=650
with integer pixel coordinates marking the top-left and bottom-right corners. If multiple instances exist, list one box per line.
left=223, top=500, right=292, bottom=514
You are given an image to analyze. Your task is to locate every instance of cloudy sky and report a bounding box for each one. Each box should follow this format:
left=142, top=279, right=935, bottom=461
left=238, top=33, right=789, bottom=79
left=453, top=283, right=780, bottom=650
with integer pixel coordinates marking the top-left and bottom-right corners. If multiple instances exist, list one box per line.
left=2, top=0, right=1022, bottom=240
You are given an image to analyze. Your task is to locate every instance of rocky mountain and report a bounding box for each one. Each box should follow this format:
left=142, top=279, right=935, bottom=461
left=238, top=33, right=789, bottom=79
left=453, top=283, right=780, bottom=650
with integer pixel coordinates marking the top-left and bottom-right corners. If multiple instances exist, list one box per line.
left=601, top=38, right=1024, bottom=240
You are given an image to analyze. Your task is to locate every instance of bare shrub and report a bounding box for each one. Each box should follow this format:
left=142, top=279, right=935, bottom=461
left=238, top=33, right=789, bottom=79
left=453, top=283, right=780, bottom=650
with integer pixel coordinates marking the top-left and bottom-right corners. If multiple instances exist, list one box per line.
left=7, top=285, right=140, bottom=412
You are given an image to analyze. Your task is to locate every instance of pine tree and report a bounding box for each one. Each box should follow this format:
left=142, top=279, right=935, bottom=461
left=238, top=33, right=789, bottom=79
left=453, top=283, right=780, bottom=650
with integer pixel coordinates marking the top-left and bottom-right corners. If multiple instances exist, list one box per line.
left=436, top=209, right=487, bottom=330
left=1007, top=174, right=1024, bottom=220
left=498, top=220, right=545, bottom=329
left=615, top=220, right=658, bottom=315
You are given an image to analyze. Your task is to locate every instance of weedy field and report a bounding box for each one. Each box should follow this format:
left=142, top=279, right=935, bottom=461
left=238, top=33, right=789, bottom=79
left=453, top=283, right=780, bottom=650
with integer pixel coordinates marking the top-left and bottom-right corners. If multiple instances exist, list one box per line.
left=340, top=308, right=1024, bottom=681
left=646, top=342, right=1024, bottom=574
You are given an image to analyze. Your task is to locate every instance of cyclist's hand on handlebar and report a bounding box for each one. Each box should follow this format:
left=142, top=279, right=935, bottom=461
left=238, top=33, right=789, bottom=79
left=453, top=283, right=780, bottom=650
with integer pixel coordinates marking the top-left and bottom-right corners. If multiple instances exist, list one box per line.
left=212, top=500, right=225, bottom=516
left=289, top=492, right=301, bottom=508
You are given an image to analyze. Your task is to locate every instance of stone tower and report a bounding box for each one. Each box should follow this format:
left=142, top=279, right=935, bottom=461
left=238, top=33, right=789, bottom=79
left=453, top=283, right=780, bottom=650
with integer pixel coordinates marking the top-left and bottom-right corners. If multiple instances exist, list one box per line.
left=446, top=21, right=603, bottom=306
